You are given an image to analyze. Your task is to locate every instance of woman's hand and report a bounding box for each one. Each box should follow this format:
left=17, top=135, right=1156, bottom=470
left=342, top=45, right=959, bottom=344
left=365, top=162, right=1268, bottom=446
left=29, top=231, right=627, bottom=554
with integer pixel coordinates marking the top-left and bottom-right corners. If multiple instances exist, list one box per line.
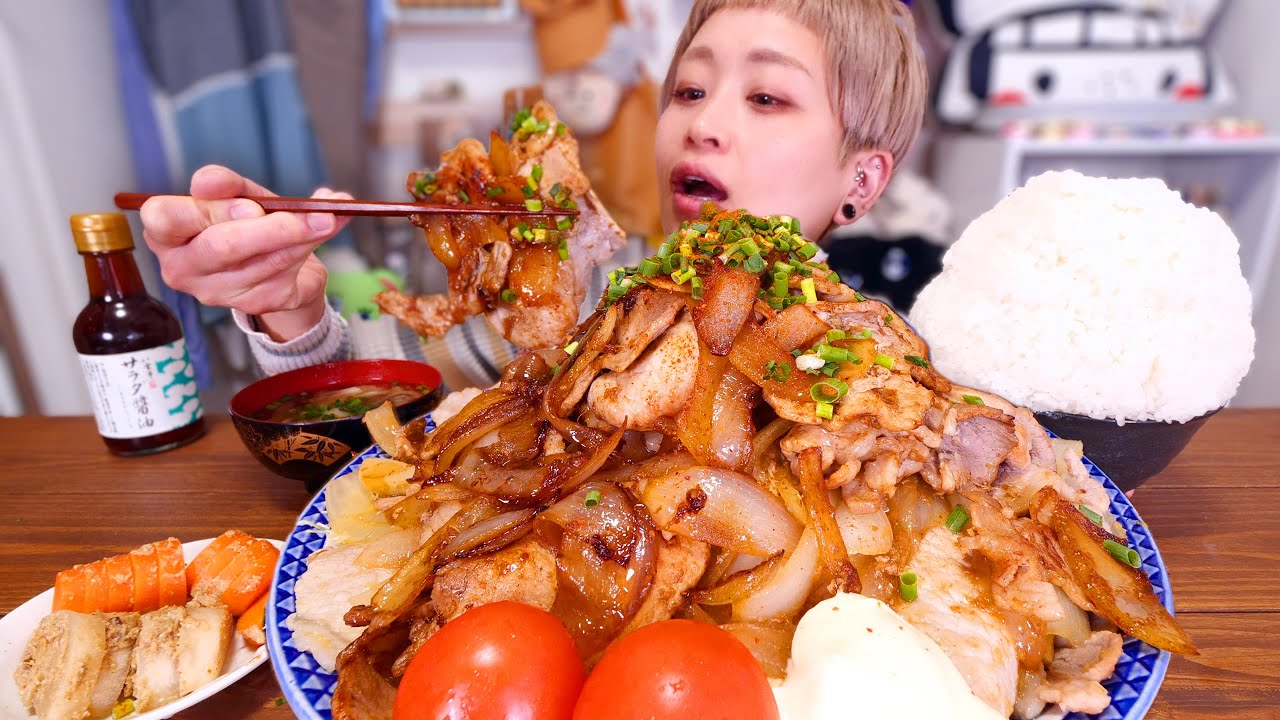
left=139, top=164, right=352, bottom=342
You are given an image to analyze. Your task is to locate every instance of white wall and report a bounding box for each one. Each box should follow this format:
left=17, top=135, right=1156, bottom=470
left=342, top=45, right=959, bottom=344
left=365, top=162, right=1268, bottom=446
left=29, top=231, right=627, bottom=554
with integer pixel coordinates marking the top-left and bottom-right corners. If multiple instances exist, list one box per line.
left=1210, top=0, right=1280, bottom=405
left=0, top=3, right=138, bottom=415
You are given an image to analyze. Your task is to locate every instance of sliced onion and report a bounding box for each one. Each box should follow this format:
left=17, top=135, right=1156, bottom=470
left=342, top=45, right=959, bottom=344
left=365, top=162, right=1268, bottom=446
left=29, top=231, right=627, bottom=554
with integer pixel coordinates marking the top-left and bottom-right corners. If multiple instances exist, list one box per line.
left=691, top=267, right=760, bottom=355
left=420, top=388, right=516, bottom=462
left=641, top=466, right=802, bottom=557
left=354, top=528, right=422, bottom=570
left=833, top=505, right=892, bottom=556
left=763, top=304, right=830, bottom=352
left=675, top=342, right=729, bottom=466
left=480, top=410, right=545, bottom=467
left=544, top=303, right=618, bottom=416
left=704, top=367, right=758, bottom=472
left=370, top=499, right=497, bottom=617
left=1045, top=586, right=1091, bottom=648
left=729, top=323, right=813, bottom=407
left=433, top=396, right=531, bottom=472
left=442, top=508, right=535, bottom=559
left=795, top=448, right=858, bottom=592
left=363, top=401, right=402, bottom=456
left=691, top=552, right=784, bottom=605
left=749, top=418, right=794, bottom=473
left=720, top=621, right=796, bottom=678
left=732, top=527, right=819, bottom=621
left=411, top=482, right=474, bottom=502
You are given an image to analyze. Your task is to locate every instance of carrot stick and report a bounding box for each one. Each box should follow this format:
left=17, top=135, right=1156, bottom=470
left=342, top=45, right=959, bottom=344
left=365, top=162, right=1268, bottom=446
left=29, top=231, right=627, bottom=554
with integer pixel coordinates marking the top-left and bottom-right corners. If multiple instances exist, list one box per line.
left=220, top=540, right=280, bottom=616
left=130, top=543, right=161, bottom=613
left=185, top=530, right=247, bottom=588
left=155, top=538, right=188, bottom=607
left=81, top=561, right=109, bottom=613
left=104, top=553, right=135, bottom=612
left=52, top=565, right=86, bottom=613
left=235, top=591, right=269, bottom=648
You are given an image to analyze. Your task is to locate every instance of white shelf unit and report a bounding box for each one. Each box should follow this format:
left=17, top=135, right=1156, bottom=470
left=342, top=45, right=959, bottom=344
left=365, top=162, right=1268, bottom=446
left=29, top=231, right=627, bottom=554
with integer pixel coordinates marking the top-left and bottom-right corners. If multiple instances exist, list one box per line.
left=932, top=134, right=1280, bottom=312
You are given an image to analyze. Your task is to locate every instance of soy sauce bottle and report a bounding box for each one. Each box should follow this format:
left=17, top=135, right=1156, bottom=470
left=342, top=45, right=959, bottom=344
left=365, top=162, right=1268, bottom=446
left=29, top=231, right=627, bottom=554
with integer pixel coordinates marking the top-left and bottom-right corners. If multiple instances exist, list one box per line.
left=71, top=213, right=205, bottom=455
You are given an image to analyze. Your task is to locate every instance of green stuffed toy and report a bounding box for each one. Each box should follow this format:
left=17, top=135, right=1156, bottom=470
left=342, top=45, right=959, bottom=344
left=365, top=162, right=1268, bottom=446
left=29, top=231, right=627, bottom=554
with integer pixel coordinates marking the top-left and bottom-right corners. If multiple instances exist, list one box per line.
left=326, top=268, right=404, bottom=320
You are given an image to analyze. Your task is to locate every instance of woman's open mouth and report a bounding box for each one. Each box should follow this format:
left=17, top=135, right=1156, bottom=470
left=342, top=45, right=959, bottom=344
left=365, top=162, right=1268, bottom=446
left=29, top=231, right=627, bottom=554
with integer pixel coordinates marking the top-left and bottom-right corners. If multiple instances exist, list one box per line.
left=670, top=164, right=729, bottom=221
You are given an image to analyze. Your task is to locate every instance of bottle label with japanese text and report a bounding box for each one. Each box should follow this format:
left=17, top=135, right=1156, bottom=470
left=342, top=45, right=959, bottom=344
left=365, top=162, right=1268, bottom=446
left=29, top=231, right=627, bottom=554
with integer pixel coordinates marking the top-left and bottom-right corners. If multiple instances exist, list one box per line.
left=78, top=340, right=204, bottom=439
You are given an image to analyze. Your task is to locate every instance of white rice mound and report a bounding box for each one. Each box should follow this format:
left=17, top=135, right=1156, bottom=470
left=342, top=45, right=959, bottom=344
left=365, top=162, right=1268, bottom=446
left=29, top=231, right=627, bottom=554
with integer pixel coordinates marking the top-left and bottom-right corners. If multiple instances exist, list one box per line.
left=910, top=170, right=1255, bottom=424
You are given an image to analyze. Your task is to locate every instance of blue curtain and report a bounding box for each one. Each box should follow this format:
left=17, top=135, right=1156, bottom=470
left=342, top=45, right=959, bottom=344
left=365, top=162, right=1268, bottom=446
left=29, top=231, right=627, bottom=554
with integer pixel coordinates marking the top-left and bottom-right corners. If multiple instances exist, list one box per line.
left=108, top=0, right=334, bottom=389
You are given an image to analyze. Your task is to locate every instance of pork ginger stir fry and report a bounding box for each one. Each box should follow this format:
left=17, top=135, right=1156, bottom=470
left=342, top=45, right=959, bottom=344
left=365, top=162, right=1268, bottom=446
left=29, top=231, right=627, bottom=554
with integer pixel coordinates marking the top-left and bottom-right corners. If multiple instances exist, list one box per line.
left=330, top=206, right=1194, bottom=720
left=375, top=102, right=627, bottom=349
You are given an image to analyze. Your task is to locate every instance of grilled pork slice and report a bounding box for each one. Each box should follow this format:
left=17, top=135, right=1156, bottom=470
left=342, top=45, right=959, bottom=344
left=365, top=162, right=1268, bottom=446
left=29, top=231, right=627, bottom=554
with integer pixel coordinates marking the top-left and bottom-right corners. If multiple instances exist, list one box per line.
left=87, top=612, right=141, bottom=718
left=132, top=605, right=184, bottom=711
left=14, top=610, right=108, bottom=720
left=178, top=605, right=233, bottom=696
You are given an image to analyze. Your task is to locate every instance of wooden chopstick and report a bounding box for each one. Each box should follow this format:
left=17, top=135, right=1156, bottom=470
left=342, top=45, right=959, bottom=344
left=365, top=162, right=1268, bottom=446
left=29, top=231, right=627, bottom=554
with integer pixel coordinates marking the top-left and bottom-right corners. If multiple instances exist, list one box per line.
left=113, top=192, right=579, bottom=218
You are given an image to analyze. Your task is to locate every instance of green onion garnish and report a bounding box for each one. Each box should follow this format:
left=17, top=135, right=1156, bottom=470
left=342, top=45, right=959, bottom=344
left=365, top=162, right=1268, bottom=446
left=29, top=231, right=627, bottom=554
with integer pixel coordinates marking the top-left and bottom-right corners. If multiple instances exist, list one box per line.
left=885, top=313, right=894, bottom=325
left=690, top=275, right=704, bottom=300
left=485, top=186, right=504, bottom=198
left=458, top=189, right=471, bottom=204
left=815, top=401, right=834, bottom=420
left=638, top=258, right=660, bottom=277
left=501, top=288, right=516, bottom=303
left=826, top=329, right=846, bottom=342
left=874, top=354, right=894, bottom=370
left=854, top=291, right=867, bottom=302
left=563, top=341, right=579, bottom=355
left=801, top=277, right=817, bottom=304
left=744, top=253, right=766, bottom=273
left=796, top=242, right=818, bottom=260
left=810, top=378, right=849, bottom=403
left=584, top=490, right=602, bottom=507
left=1079, top=505, right=1105, bottom=527
left=764, top=360, right=791, bottom=382
left=852, top=329, right=872, bottom=340
left=899, top=572, right=918, bottom=602
left=1104, top=539, right=1141, bottom=568
left=557, top=218, right=572, bottom=231
left=905, top=355, right=929, bottom=368
left=525, top=199, right=544, bottom=212
left=772, top=272, right=789, bottom=297
left=557, top=238, right=569, bottom=261
left=556, top=122, right=567, bottom=136
left=945, top=505, right=970, bottom=533
left=961, top=394, right=985, bottom=406
left=531, top=164, right=543, bottom=184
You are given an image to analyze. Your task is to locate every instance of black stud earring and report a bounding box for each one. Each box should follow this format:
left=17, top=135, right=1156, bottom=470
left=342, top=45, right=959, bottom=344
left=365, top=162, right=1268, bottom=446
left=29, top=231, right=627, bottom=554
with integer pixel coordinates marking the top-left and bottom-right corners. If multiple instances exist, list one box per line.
left=843, top=203, right=856, bottom=220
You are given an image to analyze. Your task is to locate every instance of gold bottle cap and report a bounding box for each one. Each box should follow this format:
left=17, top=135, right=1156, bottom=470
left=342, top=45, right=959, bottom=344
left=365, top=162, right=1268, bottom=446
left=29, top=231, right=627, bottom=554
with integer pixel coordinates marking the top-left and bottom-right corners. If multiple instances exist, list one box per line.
left=70, top=212, right=134, bottom=253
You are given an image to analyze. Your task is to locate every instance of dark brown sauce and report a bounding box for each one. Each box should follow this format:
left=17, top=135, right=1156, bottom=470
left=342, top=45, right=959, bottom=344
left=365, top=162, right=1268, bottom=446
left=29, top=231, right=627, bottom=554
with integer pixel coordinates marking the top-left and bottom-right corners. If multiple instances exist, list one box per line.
left=73, top=251, right=205, bottom=455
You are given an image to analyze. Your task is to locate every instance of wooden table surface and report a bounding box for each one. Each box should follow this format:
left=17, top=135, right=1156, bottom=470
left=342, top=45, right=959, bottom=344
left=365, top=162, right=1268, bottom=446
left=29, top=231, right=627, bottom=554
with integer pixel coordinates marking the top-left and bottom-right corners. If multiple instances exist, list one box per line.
left=1, top=411, right=1277, bottom=719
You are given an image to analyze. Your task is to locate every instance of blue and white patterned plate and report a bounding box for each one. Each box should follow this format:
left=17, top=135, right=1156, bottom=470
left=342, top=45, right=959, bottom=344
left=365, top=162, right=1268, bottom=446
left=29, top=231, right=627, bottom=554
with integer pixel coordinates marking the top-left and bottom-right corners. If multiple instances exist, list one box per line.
left=266, top=417, right=1174, bottom=720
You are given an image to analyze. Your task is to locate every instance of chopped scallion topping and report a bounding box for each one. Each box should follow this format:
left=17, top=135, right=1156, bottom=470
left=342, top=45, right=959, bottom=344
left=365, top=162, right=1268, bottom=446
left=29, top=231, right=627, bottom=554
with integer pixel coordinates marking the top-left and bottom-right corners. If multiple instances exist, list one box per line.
left=801, top=277, right=817, bottom=304
left=556, top=122, right=567, bottom=136
left=899, top=572, right=918, bottom=602
left=531, top=164, right=543, bottom=184
left=815, top=401, right=834, bottom=420
left=885, top=313, right=894, bottom=325
left=810, top=378, right=849, bottom=403
left=1104, top=539, right=1141, bottom=568
left=945, top=505, right=970, bottom=533
left=826, top=329, right=846, bottom=342
left=557, top=238, right=569, bottom=261
left=852, top=329, right=872, bottom=340
left=563, top=341, right=579, bottom=355
left=905, top=355, right=929, bottom=368
left=690, top=275, right=704, bottom=300
left=525, top=198, right=544, bottom=212
left=485, top=186, right=504, bottom=198
left=961, top=394, right=985, bottom=406
left=584, top=490, right=602, bottom=507
left=557, top=218, right=572, bottom=231
left=1079, top=505, right=1105, bottom=527
left=764, top=360, right=792, bottom=382
left=458, top=189, right=471, bottom=204
left=500, top=288, right=516, bottom=303
left=638, top=258, right=660, bottom=277
left=854, top=291, right=867, bottom=302
left=874, top=354, right=894, bottom=370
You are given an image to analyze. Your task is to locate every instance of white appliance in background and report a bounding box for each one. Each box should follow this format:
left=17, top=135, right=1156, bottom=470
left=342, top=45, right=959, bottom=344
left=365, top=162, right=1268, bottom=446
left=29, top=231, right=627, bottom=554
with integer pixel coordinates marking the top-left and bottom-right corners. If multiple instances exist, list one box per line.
left=0, top=4, right=143, bottom=416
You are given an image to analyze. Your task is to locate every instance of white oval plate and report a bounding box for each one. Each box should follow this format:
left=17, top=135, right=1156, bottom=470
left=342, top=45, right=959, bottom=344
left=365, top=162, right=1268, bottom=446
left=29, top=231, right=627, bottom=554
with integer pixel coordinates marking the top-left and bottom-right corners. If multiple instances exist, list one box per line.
left=0, top=537, right=281, bottom=720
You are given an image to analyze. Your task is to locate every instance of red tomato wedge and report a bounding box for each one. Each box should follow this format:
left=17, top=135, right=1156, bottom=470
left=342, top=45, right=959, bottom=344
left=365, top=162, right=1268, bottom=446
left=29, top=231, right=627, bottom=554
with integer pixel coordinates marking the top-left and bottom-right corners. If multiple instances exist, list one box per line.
left=393, top=602, right=585, bottom=720
left=573, top=620, right=779, bottom=720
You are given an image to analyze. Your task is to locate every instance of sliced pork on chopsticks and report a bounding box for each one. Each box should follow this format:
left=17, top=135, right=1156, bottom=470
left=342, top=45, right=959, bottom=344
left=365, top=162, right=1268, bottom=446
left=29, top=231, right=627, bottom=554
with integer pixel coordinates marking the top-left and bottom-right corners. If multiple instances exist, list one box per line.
left=375, top=101, right=626, bottom=349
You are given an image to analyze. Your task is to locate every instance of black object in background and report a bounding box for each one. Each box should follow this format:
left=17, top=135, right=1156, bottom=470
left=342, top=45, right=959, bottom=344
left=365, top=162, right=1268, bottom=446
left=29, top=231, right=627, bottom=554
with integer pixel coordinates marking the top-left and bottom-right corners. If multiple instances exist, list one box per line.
left=824, top=234, right=945, bottom=313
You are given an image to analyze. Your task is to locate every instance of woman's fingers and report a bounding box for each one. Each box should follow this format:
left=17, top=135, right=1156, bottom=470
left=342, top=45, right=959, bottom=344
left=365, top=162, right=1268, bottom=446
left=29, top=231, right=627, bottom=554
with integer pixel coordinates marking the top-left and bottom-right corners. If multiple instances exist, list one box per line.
left=189, top=164, right=277, bottom=200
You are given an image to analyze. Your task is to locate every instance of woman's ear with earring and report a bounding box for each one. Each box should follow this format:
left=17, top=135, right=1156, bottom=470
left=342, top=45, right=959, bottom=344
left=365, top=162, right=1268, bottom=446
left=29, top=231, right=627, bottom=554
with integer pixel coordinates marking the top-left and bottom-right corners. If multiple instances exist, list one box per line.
left=843, top=203, right=856, bottom=219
